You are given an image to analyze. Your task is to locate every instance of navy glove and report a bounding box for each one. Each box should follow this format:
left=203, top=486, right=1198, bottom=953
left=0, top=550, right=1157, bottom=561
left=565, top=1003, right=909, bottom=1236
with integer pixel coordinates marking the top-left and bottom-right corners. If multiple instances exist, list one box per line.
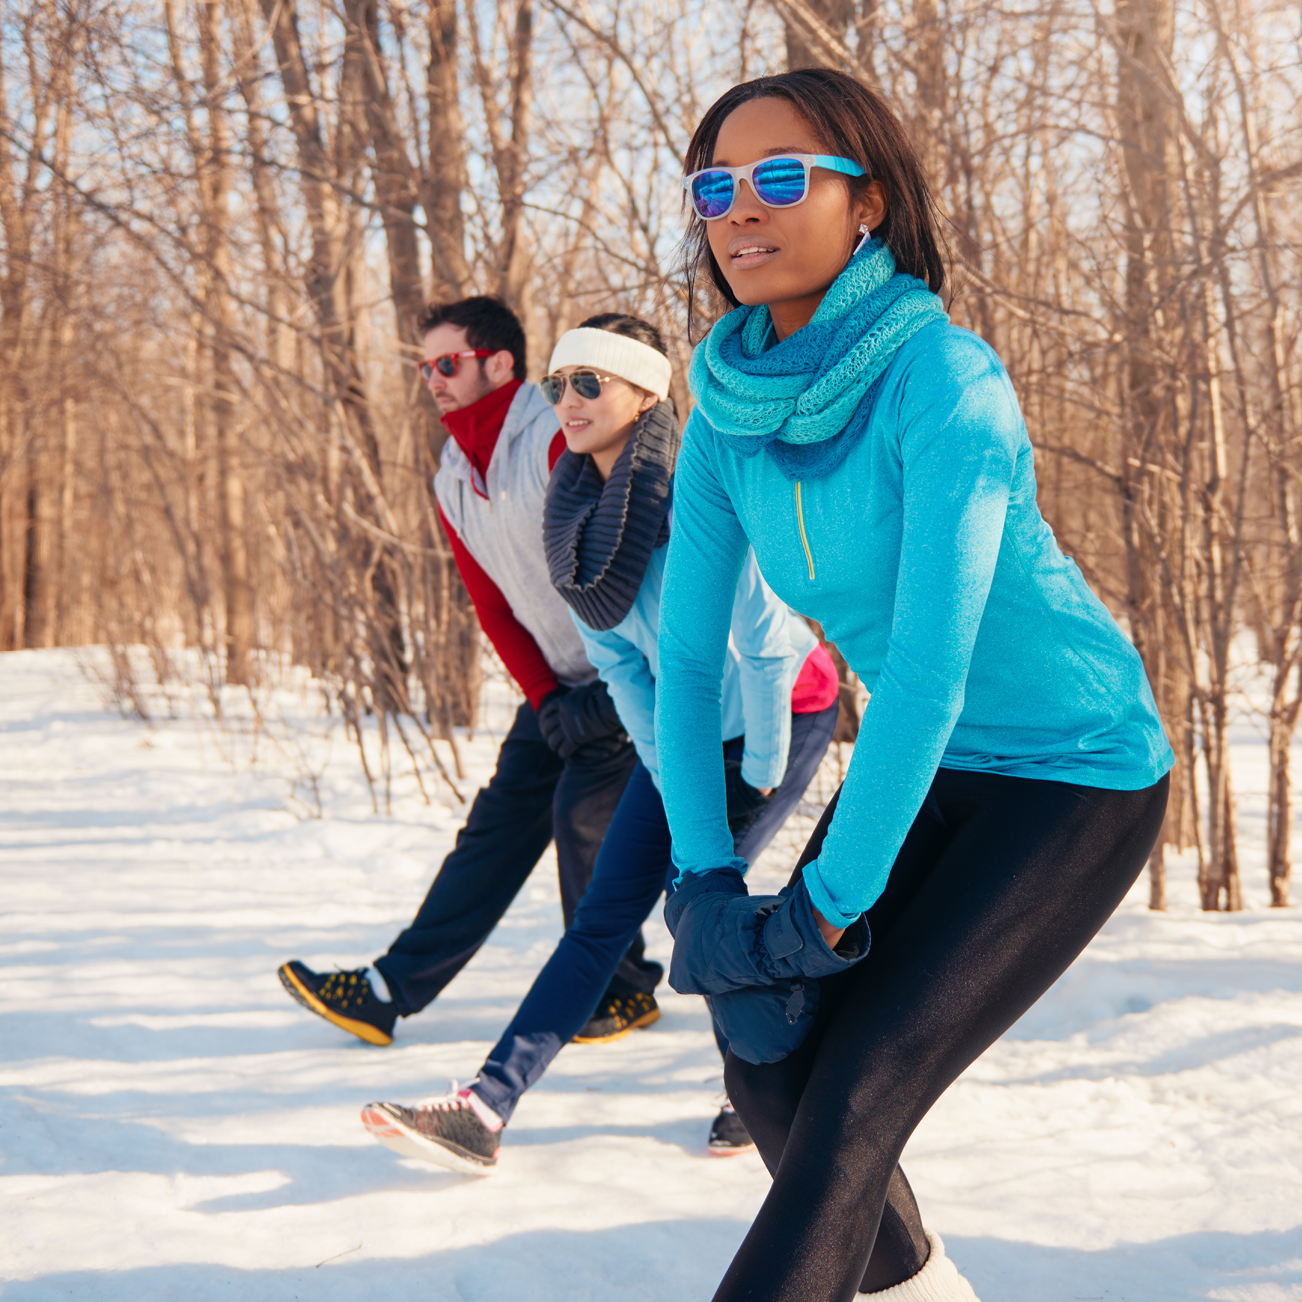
left=537, top=681, right=626, bottom=760
left=664, top=868, right=869, bottom=1065
left=723, top=758, right=771, bottom=827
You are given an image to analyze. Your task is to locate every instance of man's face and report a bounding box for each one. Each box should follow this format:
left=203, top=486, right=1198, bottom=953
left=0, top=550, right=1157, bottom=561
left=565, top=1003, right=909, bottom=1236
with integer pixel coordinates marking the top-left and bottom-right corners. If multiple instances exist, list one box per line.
left=422, top=323, right=499, bottom=416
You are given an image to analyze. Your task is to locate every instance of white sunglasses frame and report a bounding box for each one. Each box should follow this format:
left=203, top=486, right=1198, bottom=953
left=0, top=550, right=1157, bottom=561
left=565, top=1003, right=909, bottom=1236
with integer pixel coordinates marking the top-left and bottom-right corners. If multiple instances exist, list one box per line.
left=682, top=153, right=867, bottom=221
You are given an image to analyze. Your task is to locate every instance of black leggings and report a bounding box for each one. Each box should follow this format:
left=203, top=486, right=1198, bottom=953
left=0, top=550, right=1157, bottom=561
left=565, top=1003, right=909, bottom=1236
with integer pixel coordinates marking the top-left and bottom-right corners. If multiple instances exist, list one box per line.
left=720, top=767, right=1168, bottom=1301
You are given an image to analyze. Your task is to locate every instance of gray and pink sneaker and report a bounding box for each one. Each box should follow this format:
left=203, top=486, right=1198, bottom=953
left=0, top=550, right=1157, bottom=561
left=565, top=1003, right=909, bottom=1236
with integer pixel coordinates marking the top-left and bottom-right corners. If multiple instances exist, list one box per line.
left=361, top=1082, right=502, bottom=1175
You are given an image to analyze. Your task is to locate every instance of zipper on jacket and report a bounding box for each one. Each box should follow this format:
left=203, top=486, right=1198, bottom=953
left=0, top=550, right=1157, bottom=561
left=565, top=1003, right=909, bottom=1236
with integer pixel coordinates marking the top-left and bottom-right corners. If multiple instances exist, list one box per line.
left=795, top=481, right=815, bottom=581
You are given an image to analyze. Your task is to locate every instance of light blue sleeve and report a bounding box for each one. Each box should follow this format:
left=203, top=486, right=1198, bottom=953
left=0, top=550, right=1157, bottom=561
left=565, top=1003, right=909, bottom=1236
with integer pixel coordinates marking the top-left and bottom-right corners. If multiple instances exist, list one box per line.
left=656, top=415, right=752, bottom=877
left=574, top=614, right=662, bottom=786
left=729, top=554, right=812, bottom=790
left=802, top=344, right=1021, bottom=927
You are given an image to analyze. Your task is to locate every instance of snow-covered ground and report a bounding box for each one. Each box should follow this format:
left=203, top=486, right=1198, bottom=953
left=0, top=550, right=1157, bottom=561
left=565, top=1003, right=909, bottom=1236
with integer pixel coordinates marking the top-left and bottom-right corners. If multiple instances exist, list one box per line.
left=2, top=648, right=1301, bottom=1301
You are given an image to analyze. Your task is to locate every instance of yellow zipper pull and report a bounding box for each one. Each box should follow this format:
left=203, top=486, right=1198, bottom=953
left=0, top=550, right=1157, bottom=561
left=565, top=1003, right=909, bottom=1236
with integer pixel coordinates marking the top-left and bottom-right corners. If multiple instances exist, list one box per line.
left=795, top=481, right=815, bottom=581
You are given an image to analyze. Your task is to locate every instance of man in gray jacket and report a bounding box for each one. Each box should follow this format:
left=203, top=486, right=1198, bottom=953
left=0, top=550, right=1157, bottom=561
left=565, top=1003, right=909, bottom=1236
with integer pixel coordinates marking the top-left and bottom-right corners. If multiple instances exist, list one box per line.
left=279, top=297, right=662, bottom=1045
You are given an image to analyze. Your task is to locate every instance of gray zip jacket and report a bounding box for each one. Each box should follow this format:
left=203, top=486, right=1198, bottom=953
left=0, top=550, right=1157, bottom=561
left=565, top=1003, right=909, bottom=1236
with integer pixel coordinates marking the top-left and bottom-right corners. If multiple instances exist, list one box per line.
left=434, top=382, right=595, bottom=691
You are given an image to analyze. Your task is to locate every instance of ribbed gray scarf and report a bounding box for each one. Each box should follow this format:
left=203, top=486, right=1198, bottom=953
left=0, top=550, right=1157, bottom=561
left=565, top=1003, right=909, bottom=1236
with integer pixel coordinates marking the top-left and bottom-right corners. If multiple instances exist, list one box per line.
left=544, top=402, right=680, bottom=632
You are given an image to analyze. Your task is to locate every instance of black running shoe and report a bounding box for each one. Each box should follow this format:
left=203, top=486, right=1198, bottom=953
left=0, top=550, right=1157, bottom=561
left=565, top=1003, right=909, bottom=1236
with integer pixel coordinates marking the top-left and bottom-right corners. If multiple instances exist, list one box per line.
left=278, top=961, right=397, bottom=1046
left=572, top=990, right=661, bottom=1044
left=708, top=1098, right=755, bottom=1156
left=361, top=1084, right=500, bottom=1175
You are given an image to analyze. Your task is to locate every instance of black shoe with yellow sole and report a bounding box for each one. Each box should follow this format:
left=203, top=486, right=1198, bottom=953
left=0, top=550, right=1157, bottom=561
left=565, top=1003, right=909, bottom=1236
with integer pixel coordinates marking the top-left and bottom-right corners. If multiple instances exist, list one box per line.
left=572, top=990, right=660, bottom=1044
left=278, top=961, right=398, bottom=1046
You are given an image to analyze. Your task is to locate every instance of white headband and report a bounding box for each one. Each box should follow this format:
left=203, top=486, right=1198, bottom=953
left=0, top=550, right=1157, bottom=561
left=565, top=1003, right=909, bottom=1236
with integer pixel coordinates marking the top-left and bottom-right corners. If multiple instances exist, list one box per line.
left=548, top=327, right=672, bottom=401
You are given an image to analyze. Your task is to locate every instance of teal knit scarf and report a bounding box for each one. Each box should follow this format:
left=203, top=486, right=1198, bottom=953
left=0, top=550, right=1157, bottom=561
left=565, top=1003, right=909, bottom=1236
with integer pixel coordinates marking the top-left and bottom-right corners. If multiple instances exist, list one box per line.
left=688, top=239, right=948, bottom=480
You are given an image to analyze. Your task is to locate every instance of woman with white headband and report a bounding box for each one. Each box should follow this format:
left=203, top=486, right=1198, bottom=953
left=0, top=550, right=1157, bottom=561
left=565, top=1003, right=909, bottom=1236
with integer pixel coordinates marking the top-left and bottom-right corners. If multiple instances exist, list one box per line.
left=360, top=313, right=841, bottom=1171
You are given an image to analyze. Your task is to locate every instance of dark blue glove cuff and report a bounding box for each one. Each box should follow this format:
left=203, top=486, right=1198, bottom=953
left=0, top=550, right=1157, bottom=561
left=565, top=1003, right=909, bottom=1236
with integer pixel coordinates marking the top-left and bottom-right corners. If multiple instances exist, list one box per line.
left=762, top=876, right=870, bottom=980
left=663, top=866, right=746, bottom=934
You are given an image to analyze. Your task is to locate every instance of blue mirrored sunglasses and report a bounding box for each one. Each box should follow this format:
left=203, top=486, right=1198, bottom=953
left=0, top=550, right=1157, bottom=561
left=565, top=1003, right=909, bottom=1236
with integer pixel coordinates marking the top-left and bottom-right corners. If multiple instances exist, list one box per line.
left=683, top=153, right=866, bottom=220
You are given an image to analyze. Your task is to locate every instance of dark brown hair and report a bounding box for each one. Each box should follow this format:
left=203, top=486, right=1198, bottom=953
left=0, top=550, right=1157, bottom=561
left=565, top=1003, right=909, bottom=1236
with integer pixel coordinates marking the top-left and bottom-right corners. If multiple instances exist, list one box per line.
left=682, top=68, right=948, bottom=335
left=418, top=294, right=527, bottom=380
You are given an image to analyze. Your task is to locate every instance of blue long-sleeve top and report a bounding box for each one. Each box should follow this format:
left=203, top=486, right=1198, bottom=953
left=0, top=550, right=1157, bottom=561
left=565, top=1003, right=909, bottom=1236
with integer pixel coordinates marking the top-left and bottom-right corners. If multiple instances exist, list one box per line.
left=656, top=320, right=1173, bottom=928
left=574, top=543, right=817, bottom=792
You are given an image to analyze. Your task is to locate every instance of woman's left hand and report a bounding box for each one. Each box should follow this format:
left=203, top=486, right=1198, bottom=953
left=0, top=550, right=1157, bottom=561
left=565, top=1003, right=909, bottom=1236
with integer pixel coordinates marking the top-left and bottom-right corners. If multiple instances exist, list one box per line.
left=813, top=907, right=845, bottom=950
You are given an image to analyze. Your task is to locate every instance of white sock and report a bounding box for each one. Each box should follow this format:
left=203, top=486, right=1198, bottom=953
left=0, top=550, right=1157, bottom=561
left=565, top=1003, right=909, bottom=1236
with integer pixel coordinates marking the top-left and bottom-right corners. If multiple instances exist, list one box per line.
left=860, top=1233, right=980, bottom=1300
left=459, top=1084, right=505, bottom=1133
left=365, top=966, right=392, bottom=1002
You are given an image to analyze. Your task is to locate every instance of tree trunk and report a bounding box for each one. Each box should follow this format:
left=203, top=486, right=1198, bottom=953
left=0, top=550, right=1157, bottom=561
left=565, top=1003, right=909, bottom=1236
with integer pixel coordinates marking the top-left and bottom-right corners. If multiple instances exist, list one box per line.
left=421, top=0, right=470, bottom=304
left=1266, top=710, right=1293, bottom=906
left=1147, top=838, right=1166, bottom=911
left=467, top=0, right=534, bottom=312
left=909, top=0, right=946, bottom=159
left=1200, top=703, right=1243, bottom=911
left=200, top=0, right=254, bottom=684
left=0, top=10, right=44, bottom=652
left=57, top=313, right=78, bottom=641
left=1115, top=0, right=1196, bottom=908
left=23, top=454, right=55, bottom=647
left=23, top=44, right=78, bottom=651
left=229, top=0, right=292, bottom=372
left=784, top=0, right=854, bottom=70
left=345, top=0, right=426, bottom=333
left=501, top=0, right=534, bottom=310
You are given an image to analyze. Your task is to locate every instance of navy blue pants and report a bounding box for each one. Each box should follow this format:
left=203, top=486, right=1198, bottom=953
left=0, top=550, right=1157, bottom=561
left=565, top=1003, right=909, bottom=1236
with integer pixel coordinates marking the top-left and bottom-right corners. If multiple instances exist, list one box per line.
left=472, top=702, right=839, bottom=1123
left=375, top=701, right=649, bottom=1018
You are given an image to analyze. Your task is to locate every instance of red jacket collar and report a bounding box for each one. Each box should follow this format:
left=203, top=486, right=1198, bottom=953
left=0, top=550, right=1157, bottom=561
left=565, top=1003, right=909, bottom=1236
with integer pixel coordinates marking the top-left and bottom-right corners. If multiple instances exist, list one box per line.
left=441, top=380, right=522, bottom=496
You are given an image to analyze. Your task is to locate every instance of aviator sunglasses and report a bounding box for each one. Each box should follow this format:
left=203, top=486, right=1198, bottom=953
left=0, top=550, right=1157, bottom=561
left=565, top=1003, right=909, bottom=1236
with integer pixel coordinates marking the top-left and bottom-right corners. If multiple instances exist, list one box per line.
left=540, top=369, right=619, bottom=405
left=684, top=153, right=866, bottom=221
left=419, top=349, right=494, bottom=381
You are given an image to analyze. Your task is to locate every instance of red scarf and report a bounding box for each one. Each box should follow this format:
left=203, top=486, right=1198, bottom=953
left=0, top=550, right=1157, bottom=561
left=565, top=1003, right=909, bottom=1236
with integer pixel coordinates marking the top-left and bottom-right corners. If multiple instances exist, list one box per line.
left=441, top=380, right=522, bottom=498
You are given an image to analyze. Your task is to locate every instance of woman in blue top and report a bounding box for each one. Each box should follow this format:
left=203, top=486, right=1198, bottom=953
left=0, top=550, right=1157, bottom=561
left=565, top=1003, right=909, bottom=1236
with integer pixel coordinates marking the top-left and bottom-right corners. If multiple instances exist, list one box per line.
left=655, top=70, right=1172, bottom=1302
left=360, top=313, right=840, bottom=1171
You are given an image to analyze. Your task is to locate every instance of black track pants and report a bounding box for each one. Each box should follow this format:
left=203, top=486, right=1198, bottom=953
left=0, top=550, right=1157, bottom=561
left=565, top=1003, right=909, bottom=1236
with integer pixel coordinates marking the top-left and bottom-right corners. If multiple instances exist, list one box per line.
left=721, top=767, right=1168, bottom=1301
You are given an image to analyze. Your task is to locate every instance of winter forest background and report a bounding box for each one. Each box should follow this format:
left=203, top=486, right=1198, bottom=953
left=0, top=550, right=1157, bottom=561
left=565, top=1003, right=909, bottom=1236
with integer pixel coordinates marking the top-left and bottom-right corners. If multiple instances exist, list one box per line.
left=2, top=0, right=1301, bottom=914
